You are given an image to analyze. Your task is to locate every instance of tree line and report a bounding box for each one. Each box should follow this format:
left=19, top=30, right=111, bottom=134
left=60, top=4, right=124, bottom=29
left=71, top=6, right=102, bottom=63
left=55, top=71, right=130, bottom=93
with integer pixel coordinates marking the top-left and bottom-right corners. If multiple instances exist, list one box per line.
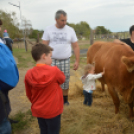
left=0, top=10, right=111, bottom=40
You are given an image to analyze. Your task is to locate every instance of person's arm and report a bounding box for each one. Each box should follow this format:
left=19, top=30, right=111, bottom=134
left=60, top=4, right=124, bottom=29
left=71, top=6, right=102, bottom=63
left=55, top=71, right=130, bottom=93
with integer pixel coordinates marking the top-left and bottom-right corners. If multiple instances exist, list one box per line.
left=114, top=39, right=132, bottom=49
left=56, top=67, right=66, bottom=85
left=42, top=28, right=50, bottom=45
left=113, top=39, right=127, bottom=45
left=42, top=40, right=49, bottom=45
left=87, top=73, right=103, bottom=80
left=71, top=42, right=80, bottom=70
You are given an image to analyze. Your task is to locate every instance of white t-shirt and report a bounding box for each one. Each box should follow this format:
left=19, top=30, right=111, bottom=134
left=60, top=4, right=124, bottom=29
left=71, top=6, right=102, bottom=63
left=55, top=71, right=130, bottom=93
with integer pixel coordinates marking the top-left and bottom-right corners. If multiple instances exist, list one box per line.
left=42, top=25, right=78, bottom=59
left=81, top=73, right=102, bottom=93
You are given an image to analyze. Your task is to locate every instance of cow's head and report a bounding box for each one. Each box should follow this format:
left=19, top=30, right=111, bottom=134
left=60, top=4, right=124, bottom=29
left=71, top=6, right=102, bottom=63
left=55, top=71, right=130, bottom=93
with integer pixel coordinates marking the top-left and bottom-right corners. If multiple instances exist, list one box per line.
left=121, top=56, right=134, bottom=72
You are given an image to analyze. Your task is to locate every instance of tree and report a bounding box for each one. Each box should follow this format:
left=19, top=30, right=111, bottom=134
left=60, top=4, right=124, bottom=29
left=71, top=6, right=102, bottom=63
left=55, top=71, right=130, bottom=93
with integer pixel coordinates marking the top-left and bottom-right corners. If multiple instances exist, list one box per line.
left=0, top=10, right=33, bottom=39
left=29, top=29, right=44, bottom=39
left=67, top=21, right=91, bottom=39
left=21, top=16, right=32, bottom=38
left=95, top=26, right=111, bottom=34
left=0, top=10, right=23, bottom=38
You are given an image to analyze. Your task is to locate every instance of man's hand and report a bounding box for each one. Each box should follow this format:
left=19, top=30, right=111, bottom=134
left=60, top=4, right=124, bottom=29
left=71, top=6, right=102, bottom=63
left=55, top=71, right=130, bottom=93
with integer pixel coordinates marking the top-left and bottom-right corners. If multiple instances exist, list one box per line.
left=73, top=61, right=79, bottom=70
left=71, top=42, right=80, bottom=70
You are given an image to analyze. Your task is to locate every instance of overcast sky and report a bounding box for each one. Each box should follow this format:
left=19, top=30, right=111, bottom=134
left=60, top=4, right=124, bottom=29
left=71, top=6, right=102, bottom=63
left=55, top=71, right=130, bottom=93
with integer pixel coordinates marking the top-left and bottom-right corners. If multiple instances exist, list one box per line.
left=0, top=0, right=134, bottom=32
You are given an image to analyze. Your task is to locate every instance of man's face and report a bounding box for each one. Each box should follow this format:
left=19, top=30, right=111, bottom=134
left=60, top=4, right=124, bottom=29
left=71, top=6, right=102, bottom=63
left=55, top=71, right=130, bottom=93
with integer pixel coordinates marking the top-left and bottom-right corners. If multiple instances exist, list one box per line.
left=56, top=14, right=67, bottom=28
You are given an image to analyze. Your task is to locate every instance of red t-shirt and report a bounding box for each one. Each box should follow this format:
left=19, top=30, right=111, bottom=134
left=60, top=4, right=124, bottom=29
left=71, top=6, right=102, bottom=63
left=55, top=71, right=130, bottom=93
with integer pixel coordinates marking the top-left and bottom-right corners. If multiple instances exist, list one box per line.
left=24, top=64, right=65, bottom=119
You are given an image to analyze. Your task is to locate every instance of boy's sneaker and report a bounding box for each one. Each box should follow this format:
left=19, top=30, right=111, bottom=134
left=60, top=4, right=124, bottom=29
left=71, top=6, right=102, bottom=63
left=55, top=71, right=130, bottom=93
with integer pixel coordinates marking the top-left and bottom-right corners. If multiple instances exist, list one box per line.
left=64, top=102, right=69, bottom=106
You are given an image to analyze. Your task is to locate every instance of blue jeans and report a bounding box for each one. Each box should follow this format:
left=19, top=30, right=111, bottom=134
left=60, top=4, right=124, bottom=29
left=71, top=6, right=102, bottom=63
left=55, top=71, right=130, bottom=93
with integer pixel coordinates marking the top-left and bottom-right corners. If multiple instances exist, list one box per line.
left=37, top=114, right=61, bottom=134
left=0, top=118, right=11, bottom=134
left=83, top=90, right=92, bottom=106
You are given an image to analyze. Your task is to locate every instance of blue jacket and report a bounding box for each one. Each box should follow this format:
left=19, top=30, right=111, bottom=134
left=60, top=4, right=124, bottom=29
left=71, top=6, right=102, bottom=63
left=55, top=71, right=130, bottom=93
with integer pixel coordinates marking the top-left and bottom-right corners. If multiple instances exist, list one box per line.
left=0, top=42, right=19, bottom=90
left=0, top=41, right=19, bottom=123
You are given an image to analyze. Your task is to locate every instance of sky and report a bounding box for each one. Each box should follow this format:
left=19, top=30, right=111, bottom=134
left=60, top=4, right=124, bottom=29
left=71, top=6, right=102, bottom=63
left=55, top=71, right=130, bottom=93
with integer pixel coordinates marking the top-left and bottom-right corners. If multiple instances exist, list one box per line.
left=0, top=0, right=134, bottom=32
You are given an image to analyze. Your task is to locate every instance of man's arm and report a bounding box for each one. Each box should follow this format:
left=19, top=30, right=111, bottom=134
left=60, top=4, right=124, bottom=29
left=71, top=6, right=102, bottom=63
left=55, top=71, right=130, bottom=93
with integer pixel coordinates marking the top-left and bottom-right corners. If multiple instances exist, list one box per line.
left=113, top=39, right=131, bottom=49
left=42, top=40, right=49, bottom=45
left=113, top=39, right=127, bottom=45
left=71, top=42, right=80, bottom=70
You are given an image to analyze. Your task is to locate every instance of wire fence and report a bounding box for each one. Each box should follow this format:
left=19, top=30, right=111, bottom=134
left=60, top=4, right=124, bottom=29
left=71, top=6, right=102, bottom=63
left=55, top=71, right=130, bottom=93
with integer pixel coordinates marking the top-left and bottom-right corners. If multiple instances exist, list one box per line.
left=12, top=31, right=131, bottom=50
left=89, top=30, right=130, bottom=45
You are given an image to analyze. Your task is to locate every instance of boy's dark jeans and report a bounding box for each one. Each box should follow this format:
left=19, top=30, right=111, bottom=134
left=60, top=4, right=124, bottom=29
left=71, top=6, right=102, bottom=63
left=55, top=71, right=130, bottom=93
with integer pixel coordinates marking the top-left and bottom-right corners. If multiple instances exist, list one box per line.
left=37, top=114, right=61, bottom=134
left=83, top=90, right=92, bottom=106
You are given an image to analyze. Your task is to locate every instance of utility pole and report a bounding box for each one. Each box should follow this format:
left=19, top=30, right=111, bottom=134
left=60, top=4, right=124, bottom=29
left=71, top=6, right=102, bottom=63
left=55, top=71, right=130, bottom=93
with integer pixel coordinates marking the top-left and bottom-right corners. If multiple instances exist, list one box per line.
left=8, top=2, right=27, bottom=52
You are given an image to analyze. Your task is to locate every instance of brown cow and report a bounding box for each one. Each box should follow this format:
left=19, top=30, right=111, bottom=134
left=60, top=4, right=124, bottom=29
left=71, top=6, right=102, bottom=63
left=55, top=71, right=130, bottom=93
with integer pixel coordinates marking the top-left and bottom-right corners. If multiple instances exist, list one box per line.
left=87, top=41, right=134, bottom=119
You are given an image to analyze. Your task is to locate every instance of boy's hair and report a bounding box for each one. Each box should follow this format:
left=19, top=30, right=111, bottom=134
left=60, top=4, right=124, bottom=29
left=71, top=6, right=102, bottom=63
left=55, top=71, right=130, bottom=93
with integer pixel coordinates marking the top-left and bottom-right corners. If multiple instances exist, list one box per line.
left=0, top=19, right=2, bottom=25
left=84, top=64, right=94, bottom=75
left=129, top=25, right=134, bottom=35
left=31, top=43, right=53, bottom=61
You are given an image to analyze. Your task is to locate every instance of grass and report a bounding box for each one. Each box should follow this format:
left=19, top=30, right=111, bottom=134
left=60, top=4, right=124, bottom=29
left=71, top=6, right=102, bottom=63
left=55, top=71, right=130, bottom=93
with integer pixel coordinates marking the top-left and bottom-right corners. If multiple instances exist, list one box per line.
left=13, top=43, right=89, bottom=69
left=13, top=48, right=35, bottom=68
left=70, top=53, right=87, bottom=69
left=10, top=42, right=89, bottom=133
left=79, top=44, right=90, bottom=50
left=12, top=41, right=134, bottom=134
left=10, top=110, right=35, bottom=134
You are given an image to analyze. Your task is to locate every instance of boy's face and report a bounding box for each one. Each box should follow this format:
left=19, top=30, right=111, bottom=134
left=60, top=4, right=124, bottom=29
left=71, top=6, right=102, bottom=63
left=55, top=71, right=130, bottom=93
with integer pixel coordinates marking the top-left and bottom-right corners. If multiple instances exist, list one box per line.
left=42, top=51, right=52, bottom=65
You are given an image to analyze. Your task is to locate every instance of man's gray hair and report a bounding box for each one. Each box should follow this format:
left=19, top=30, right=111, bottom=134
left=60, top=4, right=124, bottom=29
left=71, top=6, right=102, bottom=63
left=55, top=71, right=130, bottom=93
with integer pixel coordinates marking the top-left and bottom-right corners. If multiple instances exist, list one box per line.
left=55, top=10, right=67, bottom=19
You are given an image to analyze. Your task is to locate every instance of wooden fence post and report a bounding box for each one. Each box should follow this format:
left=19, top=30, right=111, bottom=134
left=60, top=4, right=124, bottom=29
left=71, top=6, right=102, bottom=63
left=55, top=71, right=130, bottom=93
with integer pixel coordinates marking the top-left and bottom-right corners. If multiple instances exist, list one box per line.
left=90, top=29, right=94, bottom=45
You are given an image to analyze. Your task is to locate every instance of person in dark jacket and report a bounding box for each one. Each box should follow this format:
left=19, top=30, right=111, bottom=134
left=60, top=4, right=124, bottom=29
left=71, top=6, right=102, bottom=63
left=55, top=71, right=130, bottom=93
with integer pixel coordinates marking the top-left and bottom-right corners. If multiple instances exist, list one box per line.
left=114, top=25, right=134, bottom=51
left=3, top=29, right=13, bottom=52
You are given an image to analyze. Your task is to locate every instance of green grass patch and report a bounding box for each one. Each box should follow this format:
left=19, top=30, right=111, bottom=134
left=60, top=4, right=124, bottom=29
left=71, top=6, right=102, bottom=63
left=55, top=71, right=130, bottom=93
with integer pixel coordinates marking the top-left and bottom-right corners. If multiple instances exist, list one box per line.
left=10, top=110, right=35, bottom=134
left=70, top=53, right=87, bottom=69
left=13, top=48, right=35, bottom=68
left=79, top=44, right=90, bottom=50
left=12, top=43, right=90, bottom=69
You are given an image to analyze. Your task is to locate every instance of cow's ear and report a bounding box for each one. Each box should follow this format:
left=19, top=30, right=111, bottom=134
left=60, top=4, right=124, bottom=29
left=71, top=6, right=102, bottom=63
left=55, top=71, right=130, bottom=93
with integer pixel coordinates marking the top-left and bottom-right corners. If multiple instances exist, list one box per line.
left=121, top=56, right=134, bottom=72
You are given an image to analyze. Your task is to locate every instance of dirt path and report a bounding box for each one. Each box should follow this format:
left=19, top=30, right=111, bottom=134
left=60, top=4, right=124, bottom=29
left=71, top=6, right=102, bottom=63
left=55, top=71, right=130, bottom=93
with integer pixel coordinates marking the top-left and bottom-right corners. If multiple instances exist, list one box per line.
left=9, top=68, right=31, bottom=116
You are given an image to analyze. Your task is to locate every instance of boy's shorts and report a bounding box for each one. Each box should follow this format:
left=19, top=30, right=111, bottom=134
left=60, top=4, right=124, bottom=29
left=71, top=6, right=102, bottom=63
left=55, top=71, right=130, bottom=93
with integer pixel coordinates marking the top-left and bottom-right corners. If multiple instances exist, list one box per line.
left=52, top=58, right=70, bottom=90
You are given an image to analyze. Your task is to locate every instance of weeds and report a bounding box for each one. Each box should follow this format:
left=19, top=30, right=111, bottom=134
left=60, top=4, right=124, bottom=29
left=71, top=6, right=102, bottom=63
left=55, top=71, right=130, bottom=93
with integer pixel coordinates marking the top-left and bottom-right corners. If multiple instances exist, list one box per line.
left=10, top=110, right=35, bottom=134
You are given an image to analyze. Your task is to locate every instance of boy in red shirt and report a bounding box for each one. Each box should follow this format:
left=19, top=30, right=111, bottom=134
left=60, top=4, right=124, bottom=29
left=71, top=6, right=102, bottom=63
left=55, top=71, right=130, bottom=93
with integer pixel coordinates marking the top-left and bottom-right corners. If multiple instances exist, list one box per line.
left=24, top=43, right=65, bottom=134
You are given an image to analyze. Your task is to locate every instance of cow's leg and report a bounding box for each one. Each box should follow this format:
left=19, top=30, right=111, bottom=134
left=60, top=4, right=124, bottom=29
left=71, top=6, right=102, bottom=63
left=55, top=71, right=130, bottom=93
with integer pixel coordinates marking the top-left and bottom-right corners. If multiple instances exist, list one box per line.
left=107, top=86, right=120, bottom=114
left=128, top=101, right=134, bottom=120
left=101, top=82, right=105, bottom=92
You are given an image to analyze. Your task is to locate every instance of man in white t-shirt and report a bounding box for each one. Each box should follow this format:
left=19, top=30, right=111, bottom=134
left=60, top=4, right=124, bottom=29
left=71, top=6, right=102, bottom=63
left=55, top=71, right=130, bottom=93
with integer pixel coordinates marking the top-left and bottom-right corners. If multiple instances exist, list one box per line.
left=42, top=10, right=80, bottom=105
